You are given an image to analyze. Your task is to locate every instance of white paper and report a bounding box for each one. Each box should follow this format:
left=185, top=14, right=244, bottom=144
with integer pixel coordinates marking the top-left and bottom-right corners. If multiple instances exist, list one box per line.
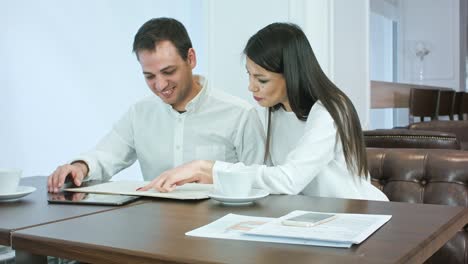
left=64, top=181, right=213, bottom=200
left=186, top=213, right=352, bottom=248
left=245, top=210, right=392, bottom=244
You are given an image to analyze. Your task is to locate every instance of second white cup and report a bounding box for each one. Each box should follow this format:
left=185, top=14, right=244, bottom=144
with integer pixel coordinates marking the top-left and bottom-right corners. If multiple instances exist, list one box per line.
left=215, top=169, right=253, bottom=197
left=0, top=169, right=22, bottom=194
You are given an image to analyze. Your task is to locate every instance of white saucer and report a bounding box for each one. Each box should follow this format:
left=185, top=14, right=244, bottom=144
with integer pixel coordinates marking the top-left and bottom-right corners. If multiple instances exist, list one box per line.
left=0, top=186, right=36, bottom=201
left=209, top=189, right=269, bottom=205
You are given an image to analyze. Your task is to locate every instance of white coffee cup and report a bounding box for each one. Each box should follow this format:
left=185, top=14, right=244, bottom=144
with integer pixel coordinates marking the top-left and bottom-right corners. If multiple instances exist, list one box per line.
left=0, top=169, right=22, bottom=194
left=215, top=169, right=253, bottom=197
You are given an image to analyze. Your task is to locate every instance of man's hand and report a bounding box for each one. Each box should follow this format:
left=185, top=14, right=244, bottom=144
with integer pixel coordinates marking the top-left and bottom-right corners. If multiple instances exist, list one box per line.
left=139, top=160, right=214, bottom=193
left=47, top=161, right=88, bottom=193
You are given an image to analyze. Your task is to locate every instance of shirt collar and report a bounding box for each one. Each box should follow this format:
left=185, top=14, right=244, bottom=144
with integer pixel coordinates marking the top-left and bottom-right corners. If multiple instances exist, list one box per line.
left=185, top=75, right=209, bottom=113
left=166, top=75, right=209, bottom=115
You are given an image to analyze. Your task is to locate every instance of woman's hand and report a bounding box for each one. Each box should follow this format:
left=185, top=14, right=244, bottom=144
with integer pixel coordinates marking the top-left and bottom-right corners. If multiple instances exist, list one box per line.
left=139, top=160, right=215, bottom=193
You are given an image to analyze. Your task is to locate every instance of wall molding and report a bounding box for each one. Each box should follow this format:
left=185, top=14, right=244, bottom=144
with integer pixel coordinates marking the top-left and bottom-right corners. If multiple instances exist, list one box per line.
left=288, top=0, right=334, bottom=78
left=201, top=0, right=215, bottom=84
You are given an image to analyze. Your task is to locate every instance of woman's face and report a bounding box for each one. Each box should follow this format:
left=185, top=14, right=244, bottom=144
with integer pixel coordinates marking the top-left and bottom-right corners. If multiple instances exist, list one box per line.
left=246, top=57, right=290, bottom=111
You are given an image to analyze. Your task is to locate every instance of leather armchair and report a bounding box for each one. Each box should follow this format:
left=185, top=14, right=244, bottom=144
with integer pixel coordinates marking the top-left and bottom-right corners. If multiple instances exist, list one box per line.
left=367, top=148, right=468, bottom=264
left=364, top=129, right=460, bottom=150
left=409, top=121, right=468, bottom=150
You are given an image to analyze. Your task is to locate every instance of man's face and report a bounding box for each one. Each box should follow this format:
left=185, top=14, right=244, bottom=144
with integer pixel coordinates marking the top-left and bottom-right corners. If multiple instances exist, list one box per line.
left=138, top=40, right=196, bottom=111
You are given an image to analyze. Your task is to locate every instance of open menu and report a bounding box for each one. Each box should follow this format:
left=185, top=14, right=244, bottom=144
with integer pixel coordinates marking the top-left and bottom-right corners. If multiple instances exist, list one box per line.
left=64, top=181, right=213, bottom=200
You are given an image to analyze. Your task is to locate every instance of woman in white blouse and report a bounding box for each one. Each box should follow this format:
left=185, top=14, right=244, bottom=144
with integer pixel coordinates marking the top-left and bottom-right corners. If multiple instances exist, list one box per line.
left=140, top=23, right=388, bottom=201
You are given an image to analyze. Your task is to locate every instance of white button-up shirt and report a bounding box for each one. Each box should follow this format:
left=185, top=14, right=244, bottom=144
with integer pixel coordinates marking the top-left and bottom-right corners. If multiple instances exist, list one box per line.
left=76, top=75, right=265, bottom=181
left=214, top=102, right=388, bottom=201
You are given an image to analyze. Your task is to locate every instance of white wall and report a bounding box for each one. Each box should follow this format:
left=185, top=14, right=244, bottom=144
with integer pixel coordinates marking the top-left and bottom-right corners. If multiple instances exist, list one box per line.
left=332, top=0, right=370, bottom=128
left=371, top=0, right=399, bottom=21
left=398, top=0, right=462, bottom=90
left=0, top=0, right=204, bottom=179
left=369, top=12, right=395, bottom=81
left=202, top=0, right=289, bottom=105
left=369, top=12, right=395, bottom=129
left=2, top=0, right=372, bottom=179
left=289, top=0, right=334, bottom=77
left=204, top=0, right=371, bottom=127
left=369, top=0, right=398, bottom=129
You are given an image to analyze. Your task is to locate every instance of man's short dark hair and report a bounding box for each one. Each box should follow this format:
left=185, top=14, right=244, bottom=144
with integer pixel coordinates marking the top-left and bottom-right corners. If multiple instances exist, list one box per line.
left=133, top=17, right=193, bottom=60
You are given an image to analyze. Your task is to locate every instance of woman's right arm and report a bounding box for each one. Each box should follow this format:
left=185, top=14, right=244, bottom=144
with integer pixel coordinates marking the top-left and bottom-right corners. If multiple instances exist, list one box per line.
left=149, top=106, right=338, bottom=195
left=213, top=105, right=338, bottom=195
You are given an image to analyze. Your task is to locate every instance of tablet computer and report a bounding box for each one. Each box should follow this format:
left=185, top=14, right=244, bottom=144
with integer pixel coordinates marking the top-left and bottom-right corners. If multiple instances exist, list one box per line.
left=47, top=192, right=139, bottom=206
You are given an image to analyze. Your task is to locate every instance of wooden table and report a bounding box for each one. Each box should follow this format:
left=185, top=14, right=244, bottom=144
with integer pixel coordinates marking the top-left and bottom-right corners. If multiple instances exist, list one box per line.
left=0, top=177, right=127, bottom=247
left=11, top=194, right=468, bottom=264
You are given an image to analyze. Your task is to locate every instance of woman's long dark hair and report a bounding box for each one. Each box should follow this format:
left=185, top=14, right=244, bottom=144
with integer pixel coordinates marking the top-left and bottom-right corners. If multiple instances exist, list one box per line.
left=244, top=23, right=368, bottom=177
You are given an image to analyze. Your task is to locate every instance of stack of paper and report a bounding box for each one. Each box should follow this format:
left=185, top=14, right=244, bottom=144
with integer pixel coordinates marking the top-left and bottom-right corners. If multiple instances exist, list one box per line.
left=186, top=210, right=391, bottom=248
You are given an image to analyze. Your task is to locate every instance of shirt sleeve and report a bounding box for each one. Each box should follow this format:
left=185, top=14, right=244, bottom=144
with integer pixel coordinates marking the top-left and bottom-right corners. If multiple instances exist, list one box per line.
left=72, top=106, right=138, bottom=181
left=214, top=106, right=337, bottom=195
left=233, top=107, right=266, bottom=166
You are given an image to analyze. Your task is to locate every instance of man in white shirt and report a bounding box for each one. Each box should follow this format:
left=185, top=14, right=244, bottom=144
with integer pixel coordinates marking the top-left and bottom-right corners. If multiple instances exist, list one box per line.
left=47, top=17, right=265, bottom=193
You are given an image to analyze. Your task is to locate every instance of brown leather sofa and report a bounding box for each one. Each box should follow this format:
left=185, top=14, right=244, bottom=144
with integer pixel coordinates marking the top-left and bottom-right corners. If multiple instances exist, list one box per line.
left=364, top=129, right=461, bottom=150
left=367, top=148, right=468, bottom=264
left=409, top=121, right=468, bottom=150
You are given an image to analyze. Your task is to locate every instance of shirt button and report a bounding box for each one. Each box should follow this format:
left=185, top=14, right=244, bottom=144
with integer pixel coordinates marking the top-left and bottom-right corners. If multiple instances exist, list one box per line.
left=178, top=118, right=182, bottom=123
left=176, top=145, right=180, bottom=150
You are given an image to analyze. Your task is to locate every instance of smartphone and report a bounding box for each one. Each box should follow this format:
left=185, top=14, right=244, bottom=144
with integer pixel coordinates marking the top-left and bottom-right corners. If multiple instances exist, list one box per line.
left=281, top=213, right=337, bottom=227
left=47, top=192, right=139, bottom=206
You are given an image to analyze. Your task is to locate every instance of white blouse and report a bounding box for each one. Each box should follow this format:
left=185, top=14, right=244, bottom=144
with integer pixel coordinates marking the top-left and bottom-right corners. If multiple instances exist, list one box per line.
left=214, top=102, right=388, bottom=201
